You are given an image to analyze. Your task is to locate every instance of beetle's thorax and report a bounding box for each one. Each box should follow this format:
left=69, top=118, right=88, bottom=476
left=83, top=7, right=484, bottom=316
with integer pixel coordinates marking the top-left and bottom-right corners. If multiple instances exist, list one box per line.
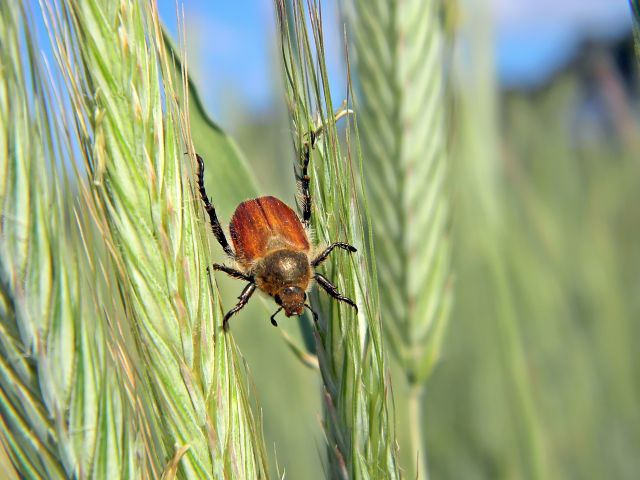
left=252, top=248, right=311, bottom=295
left=252, top=249, right=311, bottom=315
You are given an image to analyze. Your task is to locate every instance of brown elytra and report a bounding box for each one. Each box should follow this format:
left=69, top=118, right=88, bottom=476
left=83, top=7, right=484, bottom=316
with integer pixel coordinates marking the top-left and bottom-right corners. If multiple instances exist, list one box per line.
left=230, top=196, right=310, bottom=264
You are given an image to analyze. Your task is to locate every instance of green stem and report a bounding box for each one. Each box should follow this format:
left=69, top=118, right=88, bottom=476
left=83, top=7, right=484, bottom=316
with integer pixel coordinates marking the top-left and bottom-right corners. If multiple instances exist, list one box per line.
left=490, top=248, right=547, bottom=480
left=408, top=386, right=428, bottom=480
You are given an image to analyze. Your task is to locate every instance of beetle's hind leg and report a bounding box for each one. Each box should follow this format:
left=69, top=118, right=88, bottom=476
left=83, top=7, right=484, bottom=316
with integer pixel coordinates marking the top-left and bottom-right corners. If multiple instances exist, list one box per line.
left=196, top=154, right=235, bottom=258
left=314, top=273, right=358, bottom=313
left=296, top=130, right=318, bottom=229
left=223, top=283, right=256, bottom=331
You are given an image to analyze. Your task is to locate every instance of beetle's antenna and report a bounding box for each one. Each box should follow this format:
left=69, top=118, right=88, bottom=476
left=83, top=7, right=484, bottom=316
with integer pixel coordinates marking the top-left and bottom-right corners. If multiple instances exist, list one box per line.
left=270, top=307, right=283, bottom=327
left=305, top=304, right=318, bottom=324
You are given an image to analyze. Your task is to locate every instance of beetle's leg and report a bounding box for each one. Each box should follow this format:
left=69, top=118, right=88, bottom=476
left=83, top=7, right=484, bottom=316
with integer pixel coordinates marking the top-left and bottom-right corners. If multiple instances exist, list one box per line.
left=223, top=283, right=256, bottom=331
left=314, top=273, right=358, bottom=313
left=212, top=263, right=253, bottom=282
left=311, top=242, right=357, bottom=268
left=270, top=307, right=283, bottom=327
left=297, top=130, right=317, bottom=228
left=196, top=154, right=235, bottom=258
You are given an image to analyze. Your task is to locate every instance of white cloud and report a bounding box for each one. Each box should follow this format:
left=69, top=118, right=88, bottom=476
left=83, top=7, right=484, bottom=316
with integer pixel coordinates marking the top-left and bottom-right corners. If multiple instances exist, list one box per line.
left=491, top=0, right=631, bottom=30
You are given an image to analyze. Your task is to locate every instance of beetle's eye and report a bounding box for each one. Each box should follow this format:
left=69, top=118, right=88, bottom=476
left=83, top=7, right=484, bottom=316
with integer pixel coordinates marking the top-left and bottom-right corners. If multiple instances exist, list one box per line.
left=303, top=292, right=307, bottom=300
left=275, top=294, right=282, bottom=305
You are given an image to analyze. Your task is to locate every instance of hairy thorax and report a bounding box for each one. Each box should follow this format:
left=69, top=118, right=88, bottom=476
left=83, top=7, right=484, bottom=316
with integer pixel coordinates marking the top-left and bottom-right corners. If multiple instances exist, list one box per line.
left=251, top=249, right=311, bottom=297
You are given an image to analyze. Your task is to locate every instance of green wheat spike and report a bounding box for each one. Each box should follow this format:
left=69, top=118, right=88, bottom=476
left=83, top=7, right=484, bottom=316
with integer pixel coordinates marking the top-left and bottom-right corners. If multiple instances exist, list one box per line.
left=0, top=2, right=136, bottom=477
left=346, top=0, right=453, bottom=477
left=40, top=0, right=269, bottom=477
left=349, top=0, right=452, bottom=388
left=274, top=1, right=402, bottom=478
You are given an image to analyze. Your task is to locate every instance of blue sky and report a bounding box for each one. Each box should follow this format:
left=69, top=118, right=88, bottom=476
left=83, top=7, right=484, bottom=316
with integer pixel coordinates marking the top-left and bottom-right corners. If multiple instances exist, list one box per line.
left=158, top=0, right=346, bottom=118
left=494, top=0, right=631, bottom=87
left=160, top=0, right=632, bottom=117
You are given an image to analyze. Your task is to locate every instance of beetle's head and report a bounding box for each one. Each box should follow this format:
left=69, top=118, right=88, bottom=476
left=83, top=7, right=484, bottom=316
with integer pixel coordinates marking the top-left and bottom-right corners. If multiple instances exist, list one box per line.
left=275, top=286, right=306, bottom=317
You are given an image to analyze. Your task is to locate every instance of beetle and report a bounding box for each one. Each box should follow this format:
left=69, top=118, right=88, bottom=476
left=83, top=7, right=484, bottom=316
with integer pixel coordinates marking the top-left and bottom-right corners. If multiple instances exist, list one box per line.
left=196, top=135, right=357, bottom=331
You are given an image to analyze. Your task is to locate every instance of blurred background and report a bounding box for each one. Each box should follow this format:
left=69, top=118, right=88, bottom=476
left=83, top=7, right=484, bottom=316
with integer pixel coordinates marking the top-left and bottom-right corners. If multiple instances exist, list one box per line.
left=158, top=0, right=639, bottom=478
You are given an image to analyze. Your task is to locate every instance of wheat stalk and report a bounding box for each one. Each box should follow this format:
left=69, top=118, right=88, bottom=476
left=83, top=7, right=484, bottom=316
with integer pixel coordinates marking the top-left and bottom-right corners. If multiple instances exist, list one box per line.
left=630, top=1, right=640, bottom=59
left=345, top=0, right=453, bottom=477
left=451, top=9, right=550, bottom=479
left=274, top=1, right=401, bottom=478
